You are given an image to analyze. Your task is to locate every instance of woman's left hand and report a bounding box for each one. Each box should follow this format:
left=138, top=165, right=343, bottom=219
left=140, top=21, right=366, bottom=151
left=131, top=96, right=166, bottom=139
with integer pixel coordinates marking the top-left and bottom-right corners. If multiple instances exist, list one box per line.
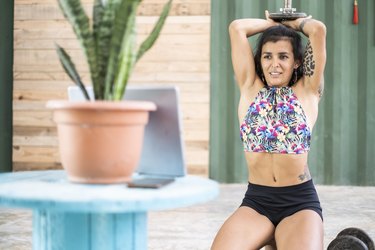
left=281, top=15, right=312, bottom=31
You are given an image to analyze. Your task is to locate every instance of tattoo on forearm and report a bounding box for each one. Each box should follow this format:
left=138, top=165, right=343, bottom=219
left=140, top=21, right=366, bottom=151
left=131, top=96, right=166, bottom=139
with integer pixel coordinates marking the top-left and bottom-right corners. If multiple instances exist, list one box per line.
left=303, top=41, right=315, bottom=77
left=298, top=165, right=311, bottom=182
left=299, top=19, right=308, bottom=33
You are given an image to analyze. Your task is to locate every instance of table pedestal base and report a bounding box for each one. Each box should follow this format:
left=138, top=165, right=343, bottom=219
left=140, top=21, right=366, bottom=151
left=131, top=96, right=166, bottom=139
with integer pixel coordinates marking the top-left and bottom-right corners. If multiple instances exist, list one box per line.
left=33, top=210, right=147, bottom=250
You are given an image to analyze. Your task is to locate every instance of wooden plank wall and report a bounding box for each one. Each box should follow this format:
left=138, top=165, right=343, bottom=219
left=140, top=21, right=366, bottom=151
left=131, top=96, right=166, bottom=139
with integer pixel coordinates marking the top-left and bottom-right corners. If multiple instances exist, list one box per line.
left=13, top=0, right=211, bottom=176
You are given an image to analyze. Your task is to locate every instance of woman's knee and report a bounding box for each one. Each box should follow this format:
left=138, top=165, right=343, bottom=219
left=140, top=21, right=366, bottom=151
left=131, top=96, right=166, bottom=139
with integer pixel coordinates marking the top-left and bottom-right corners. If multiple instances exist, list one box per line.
left=211, top=207, right=275, bottom=250
left=275, top=210, right=323, bottom=250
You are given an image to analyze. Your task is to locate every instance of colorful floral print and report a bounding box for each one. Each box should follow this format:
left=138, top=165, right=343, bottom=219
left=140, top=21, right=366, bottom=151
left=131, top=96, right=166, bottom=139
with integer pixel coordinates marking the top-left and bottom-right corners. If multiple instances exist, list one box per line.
left=240, top=86, right=311, bottom=154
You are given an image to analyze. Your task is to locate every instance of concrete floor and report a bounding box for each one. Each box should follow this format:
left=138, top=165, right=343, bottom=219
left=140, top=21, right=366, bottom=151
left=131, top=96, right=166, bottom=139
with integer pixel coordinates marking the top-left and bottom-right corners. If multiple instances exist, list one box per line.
left=0, top=183, right=374, bottom=250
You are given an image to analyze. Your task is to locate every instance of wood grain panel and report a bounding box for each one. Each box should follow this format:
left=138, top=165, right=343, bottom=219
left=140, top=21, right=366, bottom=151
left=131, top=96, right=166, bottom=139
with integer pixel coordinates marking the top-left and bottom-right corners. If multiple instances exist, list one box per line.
left=14, top=35, right=208, bottom=49
left=14, top=17, right=210, bottom=40
left=14, top=47, right=208, bottom=66
left=14, top=61, right=209, bottom=73
left=13, top=146, right=60, bottom=163
left=13, top=135, right=58, bottom=146
left=14, top=2, right=210, bottom=20
left=15, top=0, right=209, bottom=3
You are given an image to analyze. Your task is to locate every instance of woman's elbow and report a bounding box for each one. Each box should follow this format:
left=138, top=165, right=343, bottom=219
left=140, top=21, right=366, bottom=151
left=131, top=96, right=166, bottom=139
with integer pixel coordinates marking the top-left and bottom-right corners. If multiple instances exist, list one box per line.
left=228, top=20, right=242, bottom=34
left=311, top=21, right=327, bottom=37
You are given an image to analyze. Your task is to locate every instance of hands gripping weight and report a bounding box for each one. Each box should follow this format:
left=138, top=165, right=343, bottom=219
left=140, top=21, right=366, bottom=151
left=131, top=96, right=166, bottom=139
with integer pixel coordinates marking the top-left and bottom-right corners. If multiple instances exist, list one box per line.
left=269, top=0, right=307, bottom=22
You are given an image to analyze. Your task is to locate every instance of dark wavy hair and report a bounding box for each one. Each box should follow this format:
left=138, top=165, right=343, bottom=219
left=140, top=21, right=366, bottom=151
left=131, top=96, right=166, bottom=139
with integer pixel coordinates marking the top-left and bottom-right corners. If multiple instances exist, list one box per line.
left=254, top=25, right=304, bottom=86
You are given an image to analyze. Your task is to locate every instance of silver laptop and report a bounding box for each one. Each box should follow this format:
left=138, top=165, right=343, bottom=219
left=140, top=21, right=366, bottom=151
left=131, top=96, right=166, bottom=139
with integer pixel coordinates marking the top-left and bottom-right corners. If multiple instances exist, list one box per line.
left=68, top=85, right=186, bottom=180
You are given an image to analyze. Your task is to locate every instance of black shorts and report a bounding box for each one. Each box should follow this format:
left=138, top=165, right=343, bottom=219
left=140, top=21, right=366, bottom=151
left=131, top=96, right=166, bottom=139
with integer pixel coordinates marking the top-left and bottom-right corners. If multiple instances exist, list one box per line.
left=240, top=179, right=323, bottom=226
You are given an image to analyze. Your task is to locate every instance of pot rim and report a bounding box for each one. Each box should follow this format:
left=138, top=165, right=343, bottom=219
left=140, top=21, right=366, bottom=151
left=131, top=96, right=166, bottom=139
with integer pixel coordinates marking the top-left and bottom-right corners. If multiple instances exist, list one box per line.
left=46, top=100, right=157, bottom=111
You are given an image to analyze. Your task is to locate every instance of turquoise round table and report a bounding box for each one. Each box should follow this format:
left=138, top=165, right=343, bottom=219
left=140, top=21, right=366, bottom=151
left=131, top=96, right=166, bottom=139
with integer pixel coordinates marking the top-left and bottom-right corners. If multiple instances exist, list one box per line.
left=0, top=170, right=219, bottom=250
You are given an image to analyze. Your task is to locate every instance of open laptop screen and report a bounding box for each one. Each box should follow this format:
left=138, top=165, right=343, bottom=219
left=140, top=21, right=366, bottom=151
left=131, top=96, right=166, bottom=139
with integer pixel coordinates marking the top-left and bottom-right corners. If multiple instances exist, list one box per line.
left=68, top=85, right=186, bottom=178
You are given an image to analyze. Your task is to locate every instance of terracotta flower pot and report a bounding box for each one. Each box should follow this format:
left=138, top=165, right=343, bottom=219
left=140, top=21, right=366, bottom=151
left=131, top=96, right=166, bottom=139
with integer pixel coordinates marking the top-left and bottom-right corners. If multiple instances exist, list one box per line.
left=46, top=100, right=156, bottom=184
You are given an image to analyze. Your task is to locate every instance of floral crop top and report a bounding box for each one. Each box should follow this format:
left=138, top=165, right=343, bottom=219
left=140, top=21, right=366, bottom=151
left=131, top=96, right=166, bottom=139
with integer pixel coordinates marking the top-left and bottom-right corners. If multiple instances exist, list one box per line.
left=240, top=86, right=311, bottom=154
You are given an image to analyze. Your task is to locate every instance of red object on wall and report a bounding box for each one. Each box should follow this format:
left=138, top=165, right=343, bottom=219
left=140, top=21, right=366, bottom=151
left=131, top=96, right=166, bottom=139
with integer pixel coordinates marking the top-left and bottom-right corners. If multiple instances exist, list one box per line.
left=353, top=0, right=358, bottom=25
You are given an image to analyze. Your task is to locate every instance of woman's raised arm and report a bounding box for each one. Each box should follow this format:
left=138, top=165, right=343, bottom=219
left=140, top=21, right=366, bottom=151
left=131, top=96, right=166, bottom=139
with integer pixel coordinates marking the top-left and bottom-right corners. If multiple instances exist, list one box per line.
left=283, top=18, right=327, bottom=96
left=228, top=12, right=279, bottom=89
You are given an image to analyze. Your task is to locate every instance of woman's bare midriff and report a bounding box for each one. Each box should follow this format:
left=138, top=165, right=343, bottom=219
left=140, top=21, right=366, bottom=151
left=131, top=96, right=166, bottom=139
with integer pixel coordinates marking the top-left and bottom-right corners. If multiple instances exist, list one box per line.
left=244, top=151, right=311, bottom=187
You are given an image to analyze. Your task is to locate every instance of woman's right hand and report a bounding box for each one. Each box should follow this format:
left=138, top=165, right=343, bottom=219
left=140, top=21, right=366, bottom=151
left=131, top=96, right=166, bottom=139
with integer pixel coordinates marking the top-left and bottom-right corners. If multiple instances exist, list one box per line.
left=264, top=10, right=281, bottom=27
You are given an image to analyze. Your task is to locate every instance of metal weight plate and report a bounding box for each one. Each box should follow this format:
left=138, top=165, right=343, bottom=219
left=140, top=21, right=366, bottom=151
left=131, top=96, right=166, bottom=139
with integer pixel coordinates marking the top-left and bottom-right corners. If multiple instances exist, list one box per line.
left=269, top=12, right=307, bottom=22
left=327, top=235, right=368, bottom=250
left=337, top=228, right=374, bottom=250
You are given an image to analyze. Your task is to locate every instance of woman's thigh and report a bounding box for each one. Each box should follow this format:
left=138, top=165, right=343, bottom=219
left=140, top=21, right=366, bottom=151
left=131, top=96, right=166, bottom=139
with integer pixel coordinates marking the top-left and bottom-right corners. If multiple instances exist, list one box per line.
left=211, top=206, right=275, bottom=250
left=275, top=209, right=324, bottom=250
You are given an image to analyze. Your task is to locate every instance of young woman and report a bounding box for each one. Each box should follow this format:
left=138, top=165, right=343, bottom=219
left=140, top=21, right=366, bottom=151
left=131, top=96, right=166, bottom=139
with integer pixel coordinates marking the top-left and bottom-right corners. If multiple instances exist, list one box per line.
left=211, top=11, right=326, bottom=250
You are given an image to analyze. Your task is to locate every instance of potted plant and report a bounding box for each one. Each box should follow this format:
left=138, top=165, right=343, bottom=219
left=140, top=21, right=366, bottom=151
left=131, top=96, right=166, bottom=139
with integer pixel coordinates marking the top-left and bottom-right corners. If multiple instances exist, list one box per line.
left=47, top=0, right=172, bottom=184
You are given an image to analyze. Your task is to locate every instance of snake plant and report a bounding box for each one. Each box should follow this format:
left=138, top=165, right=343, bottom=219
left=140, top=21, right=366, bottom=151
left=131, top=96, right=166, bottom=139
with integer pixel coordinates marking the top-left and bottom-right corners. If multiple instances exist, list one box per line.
left=55, top=0, right=172, bottom=100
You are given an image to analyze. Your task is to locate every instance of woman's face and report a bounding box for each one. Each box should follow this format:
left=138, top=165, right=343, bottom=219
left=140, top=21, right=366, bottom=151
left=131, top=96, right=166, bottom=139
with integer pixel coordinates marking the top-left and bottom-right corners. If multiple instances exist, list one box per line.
left=260, top=39, right=299, bottom=87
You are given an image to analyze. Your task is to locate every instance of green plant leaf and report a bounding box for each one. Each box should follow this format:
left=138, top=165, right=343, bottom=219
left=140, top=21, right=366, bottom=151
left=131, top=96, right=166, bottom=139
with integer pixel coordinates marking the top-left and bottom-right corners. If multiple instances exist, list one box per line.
left=112, top=2, right=138, bottom=100
left=135, top=0, right=172, bottom=62
left=92, top=0, right=105, bottom=95
left=57, top=0, right=101, bottom=99
left=104, top=0, right=141, bottom=100
left=93, top=0, right=104, bottom=43
left=94, top=0, right=119, bottom=99
left=55, top=43, right=91, bottom=101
